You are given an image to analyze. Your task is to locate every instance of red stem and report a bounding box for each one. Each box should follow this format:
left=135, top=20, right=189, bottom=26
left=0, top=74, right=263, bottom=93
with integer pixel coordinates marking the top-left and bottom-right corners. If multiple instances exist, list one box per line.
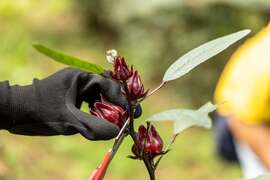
left=123, top=82, right=156, bottom=180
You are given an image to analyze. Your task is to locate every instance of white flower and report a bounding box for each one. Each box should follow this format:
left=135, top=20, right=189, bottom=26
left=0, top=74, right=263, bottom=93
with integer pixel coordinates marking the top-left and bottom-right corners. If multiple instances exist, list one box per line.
left=106, top=49, right=118, bottom=64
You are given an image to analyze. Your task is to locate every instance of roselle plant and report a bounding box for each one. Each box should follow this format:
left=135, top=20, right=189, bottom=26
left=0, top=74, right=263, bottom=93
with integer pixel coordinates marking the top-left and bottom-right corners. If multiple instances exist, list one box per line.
left=33, top=29, right=250, bottom=180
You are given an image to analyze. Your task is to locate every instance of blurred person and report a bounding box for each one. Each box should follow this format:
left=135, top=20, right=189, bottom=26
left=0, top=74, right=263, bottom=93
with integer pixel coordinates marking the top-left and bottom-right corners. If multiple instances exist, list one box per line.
left=0, top=68, right=129, bottom=141
left=214, top=23, right=270, bottom=178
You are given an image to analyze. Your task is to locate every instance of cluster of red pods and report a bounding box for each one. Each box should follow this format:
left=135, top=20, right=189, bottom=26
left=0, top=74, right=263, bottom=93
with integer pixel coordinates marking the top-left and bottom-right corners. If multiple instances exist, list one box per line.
left=91, top=52, right=163, bottom=157
left=132, top=124, right=163, bottom=158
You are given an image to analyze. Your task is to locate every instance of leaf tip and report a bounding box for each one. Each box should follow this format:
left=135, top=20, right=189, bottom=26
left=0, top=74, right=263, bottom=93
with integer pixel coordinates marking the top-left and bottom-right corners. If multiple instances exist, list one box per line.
left=32, top=43, right=39, bottom=47
left=241, top=29, right=251, bottom=36
left=32, top=43, right=43, bottom=51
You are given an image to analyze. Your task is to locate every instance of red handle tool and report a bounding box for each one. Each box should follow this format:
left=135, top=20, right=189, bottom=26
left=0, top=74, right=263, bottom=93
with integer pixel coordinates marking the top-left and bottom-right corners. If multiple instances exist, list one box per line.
left=89, top=118, right=130, bottom=180
left=89, top=150, right=112, bottom=180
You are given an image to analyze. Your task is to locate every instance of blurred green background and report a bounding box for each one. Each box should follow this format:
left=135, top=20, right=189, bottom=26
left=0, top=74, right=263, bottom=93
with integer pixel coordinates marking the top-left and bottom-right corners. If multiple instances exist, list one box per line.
left=0, top=0, right=269, bottom=179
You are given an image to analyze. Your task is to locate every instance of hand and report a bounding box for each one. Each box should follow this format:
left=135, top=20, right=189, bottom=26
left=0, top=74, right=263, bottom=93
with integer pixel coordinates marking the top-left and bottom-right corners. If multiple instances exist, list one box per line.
left=0, top=68, right=129, bottom=140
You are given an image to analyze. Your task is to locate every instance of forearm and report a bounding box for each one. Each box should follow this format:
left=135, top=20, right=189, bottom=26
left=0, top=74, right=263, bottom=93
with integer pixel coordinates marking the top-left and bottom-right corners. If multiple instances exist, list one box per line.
left=228, top=117, right=270, bottom=169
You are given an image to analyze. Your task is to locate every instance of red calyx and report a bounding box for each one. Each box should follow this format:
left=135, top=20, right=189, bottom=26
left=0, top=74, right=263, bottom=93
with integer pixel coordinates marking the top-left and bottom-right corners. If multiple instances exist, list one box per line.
left=91, top=98, right=127, bottom=128
left=112, top=56, right=133, bottom=81
left=132, top=124, right=163, bottom=157
left=127, top=70, right=147, bottom=100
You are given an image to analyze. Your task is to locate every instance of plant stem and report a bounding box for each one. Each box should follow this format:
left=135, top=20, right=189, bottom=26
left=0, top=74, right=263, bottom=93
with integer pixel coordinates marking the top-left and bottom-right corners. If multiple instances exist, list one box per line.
left=146, top=81, right=166, bottom=98
left=129, top=130, right=156, bottom=180
left=123, top=82, right=156, bottom=180
left=143, top=157, right=156, bottom=180
left=123, top=83, right=135, bottom=135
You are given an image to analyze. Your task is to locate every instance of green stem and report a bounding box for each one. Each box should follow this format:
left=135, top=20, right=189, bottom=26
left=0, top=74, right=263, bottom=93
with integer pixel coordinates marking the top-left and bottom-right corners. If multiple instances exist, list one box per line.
left=146, top=81, right=166, bottom=98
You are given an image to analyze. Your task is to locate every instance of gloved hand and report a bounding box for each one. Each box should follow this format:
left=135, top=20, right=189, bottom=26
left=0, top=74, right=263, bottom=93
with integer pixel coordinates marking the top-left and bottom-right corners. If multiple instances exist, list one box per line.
left=0, top=68, right=129, bottom=140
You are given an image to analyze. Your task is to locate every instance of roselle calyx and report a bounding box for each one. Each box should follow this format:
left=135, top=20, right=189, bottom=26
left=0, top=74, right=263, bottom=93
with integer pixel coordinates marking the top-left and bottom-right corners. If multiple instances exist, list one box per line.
left=91, top=99, right=127, bottom=128
left=112, top=56, right=133, bottom=81
left=132, top=124, right=164, bottom=157
left=127, top=71, right=147, bottom=100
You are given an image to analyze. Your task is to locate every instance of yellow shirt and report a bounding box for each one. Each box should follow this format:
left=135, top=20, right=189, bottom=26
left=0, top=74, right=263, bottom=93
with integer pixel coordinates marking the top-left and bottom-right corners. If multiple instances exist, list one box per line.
left=214, top=23, right=270, bottom=124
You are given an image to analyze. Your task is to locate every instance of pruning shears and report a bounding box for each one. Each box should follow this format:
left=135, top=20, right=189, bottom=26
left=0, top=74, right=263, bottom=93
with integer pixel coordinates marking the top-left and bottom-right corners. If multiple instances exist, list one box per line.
left=89, top=118, right=130, bottom=180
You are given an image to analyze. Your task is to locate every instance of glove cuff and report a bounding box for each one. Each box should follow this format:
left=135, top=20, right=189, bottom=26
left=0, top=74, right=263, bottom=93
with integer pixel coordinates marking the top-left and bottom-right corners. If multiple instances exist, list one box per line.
left=0, top=81, right=13, bottom=129
left=0, top=81, right=37, bottom=130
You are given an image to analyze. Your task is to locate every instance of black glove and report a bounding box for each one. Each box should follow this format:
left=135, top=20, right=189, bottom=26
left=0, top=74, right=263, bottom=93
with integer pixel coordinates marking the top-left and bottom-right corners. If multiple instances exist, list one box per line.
left=0, top=68, right=129, bottom=140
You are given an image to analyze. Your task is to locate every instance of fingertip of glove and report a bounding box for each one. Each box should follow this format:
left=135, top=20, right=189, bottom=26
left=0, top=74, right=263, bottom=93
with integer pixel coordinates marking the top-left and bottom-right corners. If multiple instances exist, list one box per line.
left=80, top=116, right=120, bottom=141
left=79, top=126, right=119, bottom=141
left=134, top=105, right=142, bottom=118
left=99, top=121, right=120, bottom=140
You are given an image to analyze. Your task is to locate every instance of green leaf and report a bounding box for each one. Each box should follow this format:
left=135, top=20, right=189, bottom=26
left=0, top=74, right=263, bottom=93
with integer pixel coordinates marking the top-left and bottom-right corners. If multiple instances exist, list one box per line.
left=146, top=102, right=217, bottom=135
left=245, top=174, right=270, bottom=180
left=163, top=29, right=251, bottom=82
left=33, top=44, right=105, bottom=74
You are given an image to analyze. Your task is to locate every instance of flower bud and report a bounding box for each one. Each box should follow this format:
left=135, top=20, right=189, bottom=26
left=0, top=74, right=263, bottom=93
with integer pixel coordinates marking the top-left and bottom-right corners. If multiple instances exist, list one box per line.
left=91, top=99, right=127, bottom=128
left=127, top=71, right=147, bottom=100
left=112, top=56, right=133, bottom=81
left=132, top=124, right=163, bottom=157
left=148, top=125, right=163, bottom=155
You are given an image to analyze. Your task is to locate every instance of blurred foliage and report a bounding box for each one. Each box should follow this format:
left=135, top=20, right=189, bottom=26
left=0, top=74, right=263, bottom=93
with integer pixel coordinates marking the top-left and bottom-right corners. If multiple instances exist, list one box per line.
left=0, top=0, right=269, bottom=179
left=74, top=0, right=269, bottom=106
